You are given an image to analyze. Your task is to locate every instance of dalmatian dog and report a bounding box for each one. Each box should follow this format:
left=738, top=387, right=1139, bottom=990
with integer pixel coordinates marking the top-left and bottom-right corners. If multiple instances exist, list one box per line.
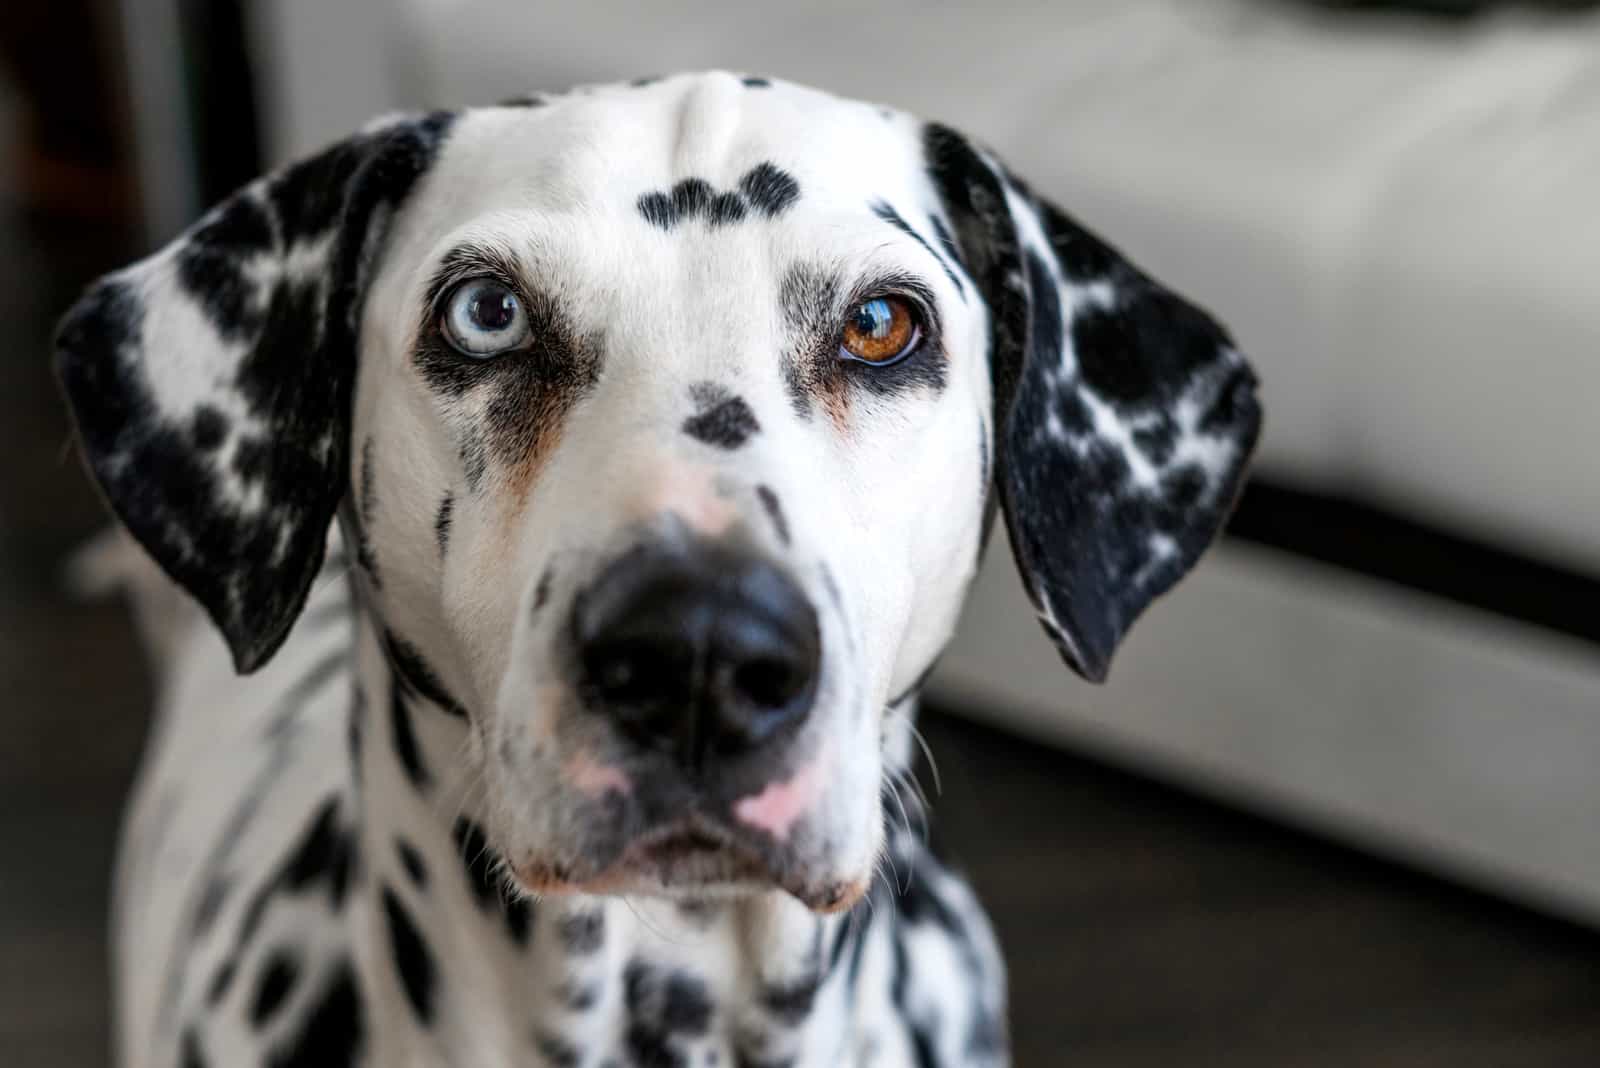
left=57, top=72, right=1260, bottom=1067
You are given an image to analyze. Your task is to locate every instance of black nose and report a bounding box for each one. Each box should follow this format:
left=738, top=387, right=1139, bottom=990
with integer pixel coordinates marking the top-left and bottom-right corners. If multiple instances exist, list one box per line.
left=573, top=543, right=820, bottom=769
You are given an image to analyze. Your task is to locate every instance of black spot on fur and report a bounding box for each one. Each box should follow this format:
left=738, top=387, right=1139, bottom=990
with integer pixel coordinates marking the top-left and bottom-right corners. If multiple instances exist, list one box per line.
left=755, top=485, right=789, bottom=545
left=382, top=885, right=437, bottom=1024
left=928, top=214, right=965, bottom=275
left=452, top=816, right=500, bottom=908
left=741, top=75, right=772, bottom=88
left=215, top=799, right=356, bottom=1006
left=870, top=200, right=965, bottom=298
left=638, top=192, right=676, bottom=230
left=250, top=947, right=301, bottom=1028
left=1022, top=247, right=1066, bottom=390
left=638, top=164, right=796, bottom=231
left=504, top=895, right=533, bottom=946
left=190, top=405, right=229, bottom=451
left=461, top=430, right=488, bottom=492
left=739, top=163, right=799, bottom=218
left=446, top=817, right=530, bottom=944
left=558, top=979, right=601, bottom=1011
left=266, top=961, right=365, bottom=1068
left=384, top=630, right=468, bottom=718
left=1133, top=419, right=1178, bottom=465
left=735, top=1055, right=793, bottom=1068
left=389, top=687, right=429, bottom=788
left=354, top=437, right=381, bottom=586
left=347, top=684, right=365, bottom=781
left=191, top=875, right=232, bottom=939
left=535, top=1031, right=582, bottom=1067
left=396, top=837, right=428, bottom=887
left=207, top=958, right=238, bottom=1006
left=708, top=191, right=748, bottom=227
left=175, top=192, right=275, bottom=340
left=181, top=1029, right=208, bottom=1068
left=672, top=178, right=715, bottom=220
left=1200, top=364, right=1258, bottom=437
left=683, top=385, right=760, bottom=449
left=498, top=93, right=548, bottom=108
left=1056, top=383, right=1095, bottom=437
left=760, top=975, right=820, bottom=1024
left=558, top=909, right=605, bottom=955
left=1162, top=464, right=1208, bottom=512
left=676, top=899, right=722, bottom=927
left=630, top=75, right=664, bottom=88
left=434, top=493, right=453, bottom=555
left=624, top=960, right=713, bottom=1067
left=283, top=797, right=356, bottom=904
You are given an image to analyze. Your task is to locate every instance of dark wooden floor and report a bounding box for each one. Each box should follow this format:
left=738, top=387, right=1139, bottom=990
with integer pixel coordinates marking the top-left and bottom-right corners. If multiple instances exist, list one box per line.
left=3, top=203, right=1598, bottom=1068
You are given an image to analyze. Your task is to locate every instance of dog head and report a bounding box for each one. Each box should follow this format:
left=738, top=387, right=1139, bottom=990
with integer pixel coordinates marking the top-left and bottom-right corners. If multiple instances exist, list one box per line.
left=57, top=73, right=1259, bottom=911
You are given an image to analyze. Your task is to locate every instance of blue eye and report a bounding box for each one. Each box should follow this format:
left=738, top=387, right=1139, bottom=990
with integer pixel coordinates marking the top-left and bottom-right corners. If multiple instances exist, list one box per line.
left=840, top=296, right=918, bottom=364
left=442, top=279, right=530, bottom=357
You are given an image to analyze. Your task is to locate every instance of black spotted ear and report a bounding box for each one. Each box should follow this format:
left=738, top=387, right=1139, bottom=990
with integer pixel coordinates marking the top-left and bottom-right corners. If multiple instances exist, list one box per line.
left=55, top=112, right=455, bottom=674
left=925, top=124, right=1262, bottom=682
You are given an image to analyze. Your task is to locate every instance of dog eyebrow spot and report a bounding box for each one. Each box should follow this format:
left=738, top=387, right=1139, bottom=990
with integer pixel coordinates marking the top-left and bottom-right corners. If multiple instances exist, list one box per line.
left=708, top=191, right=748, bottom=227
left=756, top=485, right=790, bottom=545
left=637, top=191, right=676, bottom=230
left=636, top=163, right=799, bottom=230
left=683, top=384, right=760, bottom=449
left=740, top=162, right=800, bottom=217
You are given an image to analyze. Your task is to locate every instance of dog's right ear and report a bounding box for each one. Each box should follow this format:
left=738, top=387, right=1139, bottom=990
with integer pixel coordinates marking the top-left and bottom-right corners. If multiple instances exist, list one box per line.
left=55, top=112, right=455, bottom=674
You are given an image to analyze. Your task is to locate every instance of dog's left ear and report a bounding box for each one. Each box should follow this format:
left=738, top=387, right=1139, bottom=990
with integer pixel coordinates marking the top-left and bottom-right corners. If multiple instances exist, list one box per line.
left=55, top=112, right=455, bottom=674
left=926, top=125, right=1262, bottom=682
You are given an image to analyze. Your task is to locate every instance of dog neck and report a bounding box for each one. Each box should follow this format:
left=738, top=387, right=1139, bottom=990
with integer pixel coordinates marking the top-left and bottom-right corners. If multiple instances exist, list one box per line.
left=344, top=572, right=875, bottom=1065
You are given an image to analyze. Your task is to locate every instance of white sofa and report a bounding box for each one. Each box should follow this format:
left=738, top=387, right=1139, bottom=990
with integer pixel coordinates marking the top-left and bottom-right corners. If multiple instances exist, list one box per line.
left=221, top=0, right=1600, bottom=922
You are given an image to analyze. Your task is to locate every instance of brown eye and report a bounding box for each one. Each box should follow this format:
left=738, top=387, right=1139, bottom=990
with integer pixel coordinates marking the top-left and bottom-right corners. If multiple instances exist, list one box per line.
left=839, top=297, right=919, bottom=365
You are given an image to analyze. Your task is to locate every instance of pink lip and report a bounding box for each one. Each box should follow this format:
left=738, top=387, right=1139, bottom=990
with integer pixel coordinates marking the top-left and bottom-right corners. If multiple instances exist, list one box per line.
left=732, top=754, right=823, bottom=842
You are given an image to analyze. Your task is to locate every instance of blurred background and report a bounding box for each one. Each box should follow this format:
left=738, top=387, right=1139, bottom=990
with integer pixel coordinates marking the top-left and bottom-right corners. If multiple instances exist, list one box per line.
left=4, top=0, right=1600, bottom=1064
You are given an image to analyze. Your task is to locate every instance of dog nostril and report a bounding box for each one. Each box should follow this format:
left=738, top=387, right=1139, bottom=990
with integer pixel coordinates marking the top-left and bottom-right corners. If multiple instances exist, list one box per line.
left=585, top=641, right=686, bottom=704
left=733, top=656, right=806, bottom=710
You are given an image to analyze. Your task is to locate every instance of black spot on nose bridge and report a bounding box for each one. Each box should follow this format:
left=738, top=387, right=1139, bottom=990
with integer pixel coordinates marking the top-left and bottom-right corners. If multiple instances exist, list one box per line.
left=683, top=382, right=760, bottom=450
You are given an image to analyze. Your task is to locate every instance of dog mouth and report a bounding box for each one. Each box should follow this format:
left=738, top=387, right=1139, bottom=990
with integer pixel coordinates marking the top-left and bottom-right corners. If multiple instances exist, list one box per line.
left=619, top=824, right=770, bottom=881
left=507, top=818, right=864, bottom=911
